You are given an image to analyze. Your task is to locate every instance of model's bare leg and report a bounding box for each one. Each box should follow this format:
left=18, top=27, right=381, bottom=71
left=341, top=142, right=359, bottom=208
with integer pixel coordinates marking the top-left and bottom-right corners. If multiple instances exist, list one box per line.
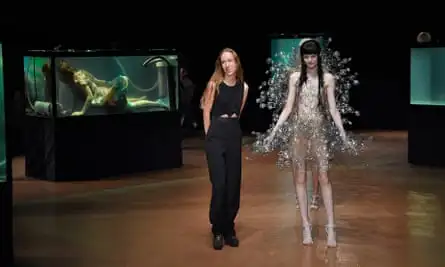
left=293, top=141, right=310, bottom=210
left=293, top=163, right=300, bottom=210
left=310, top=165, right=320, bottom=210
left=295, top=163, right=313, bottom=210
left=292, top=160, right=313, bottom=245
left=296, top=169, right=313, bottom=244
left=314, top=135, right=336, bottom=247
left=291, top=137, right=313, bottom=245
left=318, top=170, right=336, bottom=247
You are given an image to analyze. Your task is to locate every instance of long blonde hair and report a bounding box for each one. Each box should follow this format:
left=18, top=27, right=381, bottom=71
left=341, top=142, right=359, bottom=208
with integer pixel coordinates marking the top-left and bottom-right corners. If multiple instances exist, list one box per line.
left=201, top=48, right=244, bottom=110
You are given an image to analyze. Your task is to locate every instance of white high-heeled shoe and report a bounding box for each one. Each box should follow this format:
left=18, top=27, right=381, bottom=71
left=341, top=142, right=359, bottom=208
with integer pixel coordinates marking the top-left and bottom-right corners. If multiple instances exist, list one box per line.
left=302, top=224, right=313, bottom=245
left=325, top=224, right=337, bottom=248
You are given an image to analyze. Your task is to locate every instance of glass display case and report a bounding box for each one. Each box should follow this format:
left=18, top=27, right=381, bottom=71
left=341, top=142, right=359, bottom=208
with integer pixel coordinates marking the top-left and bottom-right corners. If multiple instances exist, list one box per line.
left=0, top=43, right=5, bottom=182
left=24, top=56, right=52, bottom=116
left=411, top=47, right=445, bottom=106
left=24, top=49, right=179, bottom=117
left=270, top=34, right=325, bottom=65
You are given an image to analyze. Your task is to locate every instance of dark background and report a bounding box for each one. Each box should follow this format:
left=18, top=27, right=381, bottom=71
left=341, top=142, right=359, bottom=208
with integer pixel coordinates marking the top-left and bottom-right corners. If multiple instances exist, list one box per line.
left=0, top=18, right=440, bottom=266
left=4, top=26, right=438, bottom=155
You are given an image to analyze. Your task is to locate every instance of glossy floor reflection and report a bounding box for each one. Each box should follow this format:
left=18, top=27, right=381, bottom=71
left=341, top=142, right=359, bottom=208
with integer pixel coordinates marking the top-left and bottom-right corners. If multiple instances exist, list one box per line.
left=12, top=132, right=445, bottom=267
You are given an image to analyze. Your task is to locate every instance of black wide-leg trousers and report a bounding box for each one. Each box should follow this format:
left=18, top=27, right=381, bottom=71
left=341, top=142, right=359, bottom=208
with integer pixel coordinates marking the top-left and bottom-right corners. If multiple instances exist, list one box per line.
left=205, top=117, right=242, bottom=236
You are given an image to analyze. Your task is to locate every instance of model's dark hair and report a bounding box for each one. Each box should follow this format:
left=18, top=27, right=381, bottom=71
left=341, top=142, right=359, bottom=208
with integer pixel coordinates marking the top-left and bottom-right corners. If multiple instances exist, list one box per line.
left=296, top=39, right=327, bottom=113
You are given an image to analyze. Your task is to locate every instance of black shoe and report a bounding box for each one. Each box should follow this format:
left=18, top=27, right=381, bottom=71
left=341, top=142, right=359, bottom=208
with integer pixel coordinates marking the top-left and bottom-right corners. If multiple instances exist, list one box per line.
left=224, top=234, right=239, bottom=247
left=212, top=234, right=224, bottom=250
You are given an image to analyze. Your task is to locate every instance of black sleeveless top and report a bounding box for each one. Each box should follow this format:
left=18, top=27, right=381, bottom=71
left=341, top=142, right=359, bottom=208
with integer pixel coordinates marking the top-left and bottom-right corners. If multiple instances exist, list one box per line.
left=211, top=80, right=244, bottom=118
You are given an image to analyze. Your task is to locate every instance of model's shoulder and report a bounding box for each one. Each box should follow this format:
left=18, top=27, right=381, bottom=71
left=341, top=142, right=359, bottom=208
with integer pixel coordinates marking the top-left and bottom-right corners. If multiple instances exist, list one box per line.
left=243, top=81, right=249, bottom=90
left=207, top=80, right=216, bottom=88
left=289, top=71, right=301, bottom=81
left=323, top=72, right=335, bottom=81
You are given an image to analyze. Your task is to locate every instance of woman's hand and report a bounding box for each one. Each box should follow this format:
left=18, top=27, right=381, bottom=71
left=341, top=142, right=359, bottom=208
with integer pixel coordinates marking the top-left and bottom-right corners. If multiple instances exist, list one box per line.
left=263, top=132, right=276, bottom=149
left=340, top=131, right=347, bottom=143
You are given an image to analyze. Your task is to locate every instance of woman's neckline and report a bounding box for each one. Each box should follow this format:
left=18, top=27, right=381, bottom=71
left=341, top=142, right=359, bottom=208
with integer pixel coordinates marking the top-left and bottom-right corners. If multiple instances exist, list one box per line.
left=222, top=79, right=238, bottom=87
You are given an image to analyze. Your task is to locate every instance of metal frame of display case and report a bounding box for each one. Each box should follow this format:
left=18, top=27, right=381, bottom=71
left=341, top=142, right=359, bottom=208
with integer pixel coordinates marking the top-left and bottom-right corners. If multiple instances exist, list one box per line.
left=0, top=41, right=14, bottom=266
left=24, top=48, right=183, bottom=181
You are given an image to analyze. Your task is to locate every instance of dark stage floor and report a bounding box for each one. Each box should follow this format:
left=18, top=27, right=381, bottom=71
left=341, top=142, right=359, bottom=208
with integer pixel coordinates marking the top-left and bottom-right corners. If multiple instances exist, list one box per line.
left=11, top=131, right=445, bottom=267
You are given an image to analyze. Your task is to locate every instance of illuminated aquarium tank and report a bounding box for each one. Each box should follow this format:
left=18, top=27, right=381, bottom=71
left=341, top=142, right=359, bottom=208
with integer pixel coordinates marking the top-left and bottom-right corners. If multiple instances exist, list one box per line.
left=270, top=37, right=325, bottom=66
left=0, top=43, right=6, bottom=182
left=24, top=56, right=52, bottom=116
left=24, top=51, right=179, bottom=116
left=411, top=47, right=445, bottom=106
left=271, top=37, right=305, bottom=64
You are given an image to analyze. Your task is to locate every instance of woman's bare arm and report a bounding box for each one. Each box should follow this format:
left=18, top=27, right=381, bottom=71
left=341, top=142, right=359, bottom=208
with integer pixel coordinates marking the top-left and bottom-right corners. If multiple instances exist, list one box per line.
left=269, top=71, right=299, bottom=137
left=325, top=73, right=346, bottom=139
left=240, top=82, right=249, bottom=114
left=202, top=81, right=216, bottom=135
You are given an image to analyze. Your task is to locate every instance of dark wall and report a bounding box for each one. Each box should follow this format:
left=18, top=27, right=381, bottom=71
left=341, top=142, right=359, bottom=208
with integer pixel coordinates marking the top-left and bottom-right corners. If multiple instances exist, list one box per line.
left=329, top=32, right=410, bottom=130
left=179, top=32, right=410, bottom=133
left=4, top=29, right=412, bottom=159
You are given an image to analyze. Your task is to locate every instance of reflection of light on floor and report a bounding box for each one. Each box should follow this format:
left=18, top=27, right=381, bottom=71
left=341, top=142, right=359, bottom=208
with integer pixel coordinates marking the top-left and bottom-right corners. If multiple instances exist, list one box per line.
left=406, top=191, right=441, bottom=238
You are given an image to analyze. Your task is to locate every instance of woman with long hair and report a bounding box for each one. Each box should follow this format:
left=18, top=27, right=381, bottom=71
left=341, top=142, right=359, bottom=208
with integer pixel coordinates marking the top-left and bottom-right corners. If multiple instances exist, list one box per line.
left=261, top=38, right=354, bottom=247
left=201, top=48, right=249, bottom=250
